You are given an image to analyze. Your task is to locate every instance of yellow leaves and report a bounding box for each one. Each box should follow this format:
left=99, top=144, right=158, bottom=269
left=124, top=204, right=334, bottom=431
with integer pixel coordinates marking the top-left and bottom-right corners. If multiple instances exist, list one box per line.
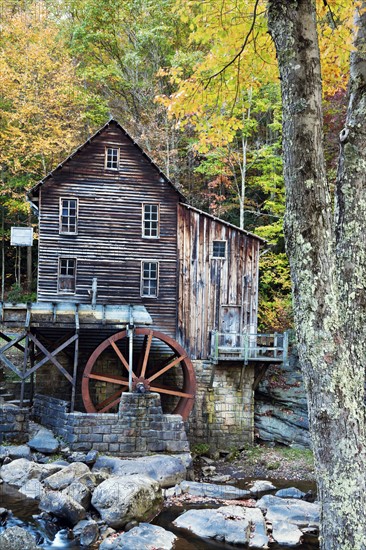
left=316, top=0, right=355, bottom=95
left=0, top=5, right=103, bottom=178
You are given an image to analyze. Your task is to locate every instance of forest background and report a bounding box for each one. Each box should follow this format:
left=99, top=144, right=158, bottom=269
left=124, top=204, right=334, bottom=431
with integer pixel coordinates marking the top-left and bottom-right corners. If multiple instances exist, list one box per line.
left=0, top=0, right=352, bottom=331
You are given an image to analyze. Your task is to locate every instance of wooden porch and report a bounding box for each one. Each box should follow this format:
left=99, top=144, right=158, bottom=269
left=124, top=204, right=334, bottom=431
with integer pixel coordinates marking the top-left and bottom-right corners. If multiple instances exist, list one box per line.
left=210, top=330, right=289, bottom=364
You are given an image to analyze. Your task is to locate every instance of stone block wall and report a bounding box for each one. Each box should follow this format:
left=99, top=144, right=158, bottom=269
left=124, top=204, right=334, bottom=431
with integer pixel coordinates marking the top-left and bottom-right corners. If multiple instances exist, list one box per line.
left=187, top=360, right=255, bottom=451
left=0, top=404, right=29, bottom=443
left=33, top=392, right=189, bottom=456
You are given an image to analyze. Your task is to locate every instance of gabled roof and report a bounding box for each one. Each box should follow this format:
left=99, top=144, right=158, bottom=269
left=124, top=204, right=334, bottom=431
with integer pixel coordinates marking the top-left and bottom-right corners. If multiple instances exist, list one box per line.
left=27, top=118, right=185, bottom=201
left=27, top=118, right=265, bottom=243
left=180, top=203, right=266, bottom=243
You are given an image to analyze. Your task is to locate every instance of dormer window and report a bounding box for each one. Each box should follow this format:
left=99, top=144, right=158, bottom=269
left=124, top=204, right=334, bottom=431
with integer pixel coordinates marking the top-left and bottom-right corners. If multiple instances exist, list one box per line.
left=105, top=147, right=120, bottom=170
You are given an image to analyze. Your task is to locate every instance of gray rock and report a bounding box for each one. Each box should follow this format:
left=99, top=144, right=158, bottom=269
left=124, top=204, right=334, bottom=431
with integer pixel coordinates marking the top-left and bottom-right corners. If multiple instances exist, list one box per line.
left=73, top=519, right=99, bottom=546
left=271, top=520, right=304, bottom=546
left=93, top=454, right=186, bottom=488
left=28, top=428, right=60, bottom=454
left=62, top=481, right=91, bottom=509
left=255, top=351, right=310, bottom=448
left=173, top=505, right=268, bottom=547
left=275, top=487, right=305, bottom=499
left=0, top=458, right=46, bottom=487
left=91, top=474, right=163, bottom=529
left=256, top=494, right=319, bottom=527
left=0, top=445, right=32, bottom=460
left=100, top=523, right=177, bottom=550
left=0, top=526, right=41, bottom=550
left=249, top=480, right=276, bottom=495
left=40, top=491, right=86, bottom=525
left=180, top=480, right=251, bottom=500
left=43, top=462, right=91, bottom=490
left=19, top=479, right=45, bottom=500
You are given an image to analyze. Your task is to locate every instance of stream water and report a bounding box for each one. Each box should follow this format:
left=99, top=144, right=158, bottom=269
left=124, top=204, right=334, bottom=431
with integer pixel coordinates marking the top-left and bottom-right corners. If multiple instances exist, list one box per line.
left=0, top=479, right=319, bottom=549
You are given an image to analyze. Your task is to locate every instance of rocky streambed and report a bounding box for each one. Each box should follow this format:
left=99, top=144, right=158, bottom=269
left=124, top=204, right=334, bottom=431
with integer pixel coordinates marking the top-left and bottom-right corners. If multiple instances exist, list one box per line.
left=0, top=427, right=318, bottom=549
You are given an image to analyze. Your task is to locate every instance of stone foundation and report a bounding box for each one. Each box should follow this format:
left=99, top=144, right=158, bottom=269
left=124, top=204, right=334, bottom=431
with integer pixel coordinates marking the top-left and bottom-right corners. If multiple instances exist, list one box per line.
left=187, top=360, right=255, bottom=451
left=33, top=392, right=189, bottom=456
left=0, top=403, right=29, bottom=443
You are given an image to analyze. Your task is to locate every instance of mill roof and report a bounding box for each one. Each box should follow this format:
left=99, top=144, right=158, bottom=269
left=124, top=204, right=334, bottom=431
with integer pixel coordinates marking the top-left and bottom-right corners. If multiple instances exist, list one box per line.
left=27, top=118, right=265, bottom=243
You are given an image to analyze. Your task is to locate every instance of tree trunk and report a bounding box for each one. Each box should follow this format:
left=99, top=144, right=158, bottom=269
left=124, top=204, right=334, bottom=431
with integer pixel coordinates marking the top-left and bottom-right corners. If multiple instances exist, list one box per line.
left=267, top=1, right=366, bottom=548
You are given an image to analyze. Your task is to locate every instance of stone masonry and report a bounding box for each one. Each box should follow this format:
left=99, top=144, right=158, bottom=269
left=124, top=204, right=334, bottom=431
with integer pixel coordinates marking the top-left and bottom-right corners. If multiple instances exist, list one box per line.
left=0, top=403, right=29, bottom=443
left=33, top=392, right=189, bottom=456
left=187, top=360, right=255, bottom=451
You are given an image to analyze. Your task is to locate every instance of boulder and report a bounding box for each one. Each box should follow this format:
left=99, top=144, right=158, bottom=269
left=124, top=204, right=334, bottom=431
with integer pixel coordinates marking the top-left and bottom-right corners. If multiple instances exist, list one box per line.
left=100, top=523, right=177, bottom=550
left=271, top=520, right=304, bottom=546
left=179, top=480, right=251, bottom=500
left=255, top=351, right=310, bottom=448
left=0, top=458, right=45, bottom=487
left=73, top=519, right=99, bottom=547
left=173, top=505, right=268, bottom=547
left=91, top=474, right=163, bottom=529
left=257, top=494, right=319, bottom=545
left=43, top=462, right=91, bottom=490
left=275, top=487, right=306, bottom=499
left=62, top=481, right=91, bottom=509
left=93, top=454, right=186, bottom=488
left=0, top=526, right=41, bottom=550
left=249, top=480, right=276, bottom=495
left=28, top=428, right=60, bottom=454
left=40, top=491, right=86, bottom=526
left=256, top=494, right=319, bottom=527
left=19, top=479, right=45, bottom=500
left=0, top=445, right=32, bottom=460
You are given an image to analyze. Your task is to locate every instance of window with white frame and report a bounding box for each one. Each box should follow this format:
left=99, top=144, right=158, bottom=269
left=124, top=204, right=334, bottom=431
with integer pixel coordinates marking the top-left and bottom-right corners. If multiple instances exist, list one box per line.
left=141, top=261, right=158, bottom=297
left=142, top=204, right=159, bottom=238
left=58, top=258, right=76, bottom=293
left=212, top=240, right=226, bottom=258
left=60, top=198, right=78, bottom=234
left=105, top=147, right=120, bottom=170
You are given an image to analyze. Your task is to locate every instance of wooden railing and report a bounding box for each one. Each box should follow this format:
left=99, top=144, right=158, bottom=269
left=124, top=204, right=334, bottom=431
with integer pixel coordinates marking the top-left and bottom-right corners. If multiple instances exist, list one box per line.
left=210, top=331, right=289, bottom=364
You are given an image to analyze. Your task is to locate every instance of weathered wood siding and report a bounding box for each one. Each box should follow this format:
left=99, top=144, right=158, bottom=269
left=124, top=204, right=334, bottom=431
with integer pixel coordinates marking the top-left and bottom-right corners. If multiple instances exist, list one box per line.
left=37, top=122, right=179, bottom=337
left=177, top=204, right=260, bottom=360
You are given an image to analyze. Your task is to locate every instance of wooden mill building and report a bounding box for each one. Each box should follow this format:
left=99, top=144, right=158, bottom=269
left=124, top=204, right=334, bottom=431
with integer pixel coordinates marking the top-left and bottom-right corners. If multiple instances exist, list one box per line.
left=0, top=119, right=287, bottom=449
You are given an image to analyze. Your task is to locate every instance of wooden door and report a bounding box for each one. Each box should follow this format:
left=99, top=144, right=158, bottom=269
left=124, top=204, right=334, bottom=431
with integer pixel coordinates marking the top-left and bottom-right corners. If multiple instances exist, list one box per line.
left=220, top=305, right=241, bottom=347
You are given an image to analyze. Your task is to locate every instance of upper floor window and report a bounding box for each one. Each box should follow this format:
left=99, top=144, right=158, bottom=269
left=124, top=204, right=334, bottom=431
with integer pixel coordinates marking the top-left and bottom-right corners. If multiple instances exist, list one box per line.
left=105, top=147, right=120, bottom=170
left=212, top=240, right=226, bottom=258
left=142, top=204, right=159, bottom=238
left=58, top=257, right=76, bottom=293
left=60, top=198, right=78, bottom=235
left=141, top=261, right=159, bottom=297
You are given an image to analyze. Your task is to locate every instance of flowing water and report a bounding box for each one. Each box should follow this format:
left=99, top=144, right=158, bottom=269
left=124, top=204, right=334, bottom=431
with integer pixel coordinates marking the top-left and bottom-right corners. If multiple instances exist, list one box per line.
left=0, top=479, right=319, bottom=549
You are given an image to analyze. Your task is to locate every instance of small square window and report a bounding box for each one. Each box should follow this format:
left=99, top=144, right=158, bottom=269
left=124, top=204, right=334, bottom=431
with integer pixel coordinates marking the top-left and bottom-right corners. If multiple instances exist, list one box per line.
left=105, top=147, right=119, bottom=170
left=212, top=241, right=226, bottom=258
left=141, top=261, right=159, bottom=297
left=60, top=198, right=78, bottom=234
left=58, top=258, right=76, bottom=293
left=143, top=204, right=159, bottom=238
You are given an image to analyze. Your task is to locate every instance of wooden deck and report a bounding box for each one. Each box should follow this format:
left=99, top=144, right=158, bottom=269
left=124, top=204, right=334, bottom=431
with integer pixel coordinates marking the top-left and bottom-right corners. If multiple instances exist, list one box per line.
left=210, top=331, right=289, bottom=364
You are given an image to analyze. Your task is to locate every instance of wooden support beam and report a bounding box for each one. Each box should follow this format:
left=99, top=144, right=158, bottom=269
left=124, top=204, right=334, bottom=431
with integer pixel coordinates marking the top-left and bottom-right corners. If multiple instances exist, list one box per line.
left=0, top=331, right=26, bottom=353
left=25, top=333, right=75, bottom=383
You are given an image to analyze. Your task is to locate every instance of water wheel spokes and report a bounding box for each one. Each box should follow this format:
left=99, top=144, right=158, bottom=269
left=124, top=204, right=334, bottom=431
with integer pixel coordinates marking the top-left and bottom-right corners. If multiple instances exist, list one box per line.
left=82, top=328, right=196, bottom=419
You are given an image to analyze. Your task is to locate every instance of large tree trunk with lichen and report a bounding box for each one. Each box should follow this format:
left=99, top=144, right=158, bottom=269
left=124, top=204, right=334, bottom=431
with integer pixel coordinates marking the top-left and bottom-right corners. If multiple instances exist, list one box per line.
left=267, top=1, right=366, bottom=548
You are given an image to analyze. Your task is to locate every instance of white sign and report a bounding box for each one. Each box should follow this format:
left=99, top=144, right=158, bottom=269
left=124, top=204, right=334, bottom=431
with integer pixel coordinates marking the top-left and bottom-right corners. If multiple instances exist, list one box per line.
left=11, top=227, right=33, bottom=247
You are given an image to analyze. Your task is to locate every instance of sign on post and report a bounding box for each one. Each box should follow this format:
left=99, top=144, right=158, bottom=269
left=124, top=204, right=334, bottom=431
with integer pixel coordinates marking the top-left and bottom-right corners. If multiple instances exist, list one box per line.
left=10, top=227, right=33, bottom=247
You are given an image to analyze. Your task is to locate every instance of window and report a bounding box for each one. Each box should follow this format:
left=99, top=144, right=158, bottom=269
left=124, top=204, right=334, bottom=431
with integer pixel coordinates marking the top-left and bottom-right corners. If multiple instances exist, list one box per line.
left=212, top=240, right=226, bottom=258
left=58, top=258, right=76, bottom=293
left=141, top=261, right=158, bottom=297
left=60, top=198, right=78, bottom=235
left=105, top=147, right=119, bottom=170
left=143, top=204, right=159, bottom=238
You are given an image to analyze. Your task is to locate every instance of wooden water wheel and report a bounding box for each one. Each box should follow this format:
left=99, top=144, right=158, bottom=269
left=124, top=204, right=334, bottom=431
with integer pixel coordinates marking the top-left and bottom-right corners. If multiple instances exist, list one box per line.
left=81, top=328, right=196, bottom=420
